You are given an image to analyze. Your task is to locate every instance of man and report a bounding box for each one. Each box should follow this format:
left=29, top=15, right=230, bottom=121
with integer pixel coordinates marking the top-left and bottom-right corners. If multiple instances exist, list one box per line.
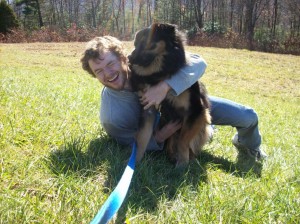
left=81, top=36, right=267, bottom=161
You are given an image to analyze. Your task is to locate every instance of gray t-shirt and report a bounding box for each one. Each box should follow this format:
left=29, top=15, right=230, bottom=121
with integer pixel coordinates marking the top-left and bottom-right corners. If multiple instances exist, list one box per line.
left=100, top=53, right=207, bottom=150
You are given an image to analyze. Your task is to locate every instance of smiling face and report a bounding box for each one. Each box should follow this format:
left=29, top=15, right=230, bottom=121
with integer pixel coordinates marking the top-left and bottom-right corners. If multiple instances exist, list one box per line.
left=81, top=36, right=131, bottom=90
left=88, top=51, right=130, bottom=90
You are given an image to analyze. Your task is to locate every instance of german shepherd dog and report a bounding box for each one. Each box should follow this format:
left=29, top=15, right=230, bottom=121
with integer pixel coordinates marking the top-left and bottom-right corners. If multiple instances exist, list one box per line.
left=129, top=23, right=211, bottom=167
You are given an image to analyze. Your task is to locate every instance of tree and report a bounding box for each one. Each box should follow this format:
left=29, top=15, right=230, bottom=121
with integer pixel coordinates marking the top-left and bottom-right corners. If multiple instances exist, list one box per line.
left=271, top=0, right=278, bottom=38
left=16, top=0, right=43, bottom=28
left=244, top=0, right=268, bottom=49
left=286, top=0, right=300, bottom=37
left=192, top=0, right=205, bottom=29
left=0, top=0, right=20, bottom=34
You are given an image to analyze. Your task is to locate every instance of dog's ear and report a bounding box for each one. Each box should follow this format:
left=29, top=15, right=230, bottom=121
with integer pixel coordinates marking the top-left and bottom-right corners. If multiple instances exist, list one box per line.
left=154, top=23, right=176, bottom=36
left=151, top=23, right=177, bottom=41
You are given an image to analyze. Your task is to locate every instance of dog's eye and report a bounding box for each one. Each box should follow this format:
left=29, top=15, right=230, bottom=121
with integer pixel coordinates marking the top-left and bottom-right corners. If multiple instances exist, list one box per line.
left=151, top=44, right=156, bottom=49
left=149, top=43, right=156, bottom=50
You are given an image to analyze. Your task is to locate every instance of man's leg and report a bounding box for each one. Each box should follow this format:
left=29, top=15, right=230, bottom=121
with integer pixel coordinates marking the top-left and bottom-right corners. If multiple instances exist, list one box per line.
left=209, top=96, right=267, bottom=160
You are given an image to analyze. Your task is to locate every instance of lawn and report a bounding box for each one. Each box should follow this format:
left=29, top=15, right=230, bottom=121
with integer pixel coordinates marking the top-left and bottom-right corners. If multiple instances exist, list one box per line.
left=0, top=42, right=299, bottom=223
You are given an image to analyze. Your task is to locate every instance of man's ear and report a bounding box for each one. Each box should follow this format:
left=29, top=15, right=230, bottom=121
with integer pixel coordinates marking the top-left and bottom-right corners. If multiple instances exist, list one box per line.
left=122, top=55, right=129, bottom=64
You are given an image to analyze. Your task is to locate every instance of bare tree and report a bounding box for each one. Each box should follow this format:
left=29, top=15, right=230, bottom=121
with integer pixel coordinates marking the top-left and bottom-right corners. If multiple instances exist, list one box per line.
left=121, top=0, right=125, bottom=36
left=244, top=0, right=269, bottom=49
left=271, top=0, right=278, bottom=38
left=112, top=0, right=122, bottom=33
left=130, top=0, right=135, bottom=34
left=286, top=0, right=300, bottom=37
left=211, top=0, right=215, bottom=32
left=192, top=0, right=205, bottom=29
left=229, top=0, right=235, bottom=28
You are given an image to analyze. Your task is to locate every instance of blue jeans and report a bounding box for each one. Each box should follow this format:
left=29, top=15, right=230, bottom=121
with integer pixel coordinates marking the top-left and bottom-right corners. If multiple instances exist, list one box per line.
left=209, top=96, right=261, bottom=150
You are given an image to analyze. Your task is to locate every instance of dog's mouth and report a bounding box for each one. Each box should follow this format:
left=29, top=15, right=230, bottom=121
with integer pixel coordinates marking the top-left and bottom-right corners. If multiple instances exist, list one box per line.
left=108, top=72, right=119, bottom=82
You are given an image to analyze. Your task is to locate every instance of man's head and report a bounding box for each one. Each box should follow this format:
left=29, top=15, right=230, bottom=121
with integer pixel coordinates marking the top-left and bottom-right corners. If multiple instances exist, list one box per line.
left=81, top=36, right=130, bottom=90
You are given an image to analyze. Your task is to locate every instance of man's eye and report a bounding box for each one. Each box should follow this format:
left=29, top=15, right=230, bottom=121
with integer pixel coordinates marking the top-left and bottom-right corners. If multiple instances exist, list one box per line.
left=108, top=62, right=115, bottom=67
left=96, top=70, right=103, bottom=75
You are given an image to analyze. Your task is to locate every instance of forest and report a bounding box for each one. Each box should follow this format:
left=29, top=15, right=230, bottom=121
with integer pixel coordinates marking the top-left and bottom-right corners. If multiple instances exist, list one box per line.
left=1, top=0, right=300, bottom=54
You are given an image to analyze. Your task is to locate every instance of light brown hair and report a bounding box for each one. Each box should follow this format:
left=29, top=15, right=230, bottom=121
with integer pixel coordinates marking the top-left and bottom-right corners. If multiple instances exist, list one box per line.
left=81, top=36, right=127, bottom=77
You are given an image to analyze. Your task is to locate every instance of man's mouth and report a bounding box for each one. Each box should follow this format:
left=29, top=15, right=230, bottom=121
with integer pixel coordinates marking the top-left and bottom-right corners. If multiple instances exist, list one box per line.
left=108, top=72, right=119, bottom=82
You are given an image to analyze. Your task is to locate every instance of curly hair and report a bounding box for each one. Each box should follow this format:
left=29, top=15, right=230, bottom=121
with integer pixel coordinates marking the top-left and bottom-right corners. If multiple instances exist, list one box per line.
left=80, top=36, right=127, bottom=77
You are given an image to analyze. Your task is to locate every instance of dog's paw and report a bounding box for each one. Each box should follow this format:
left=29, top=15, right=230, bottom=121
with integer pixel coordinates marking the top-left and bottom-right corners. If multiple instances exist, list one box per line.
left=175, top=159, right=189, bottom=169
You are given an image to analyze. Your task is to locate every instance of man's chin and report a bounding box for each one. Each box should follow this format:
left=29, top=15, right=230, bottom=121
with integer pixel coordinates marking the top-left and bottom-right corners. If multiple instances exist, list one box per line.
left=109, top=84, right=124, bottom=91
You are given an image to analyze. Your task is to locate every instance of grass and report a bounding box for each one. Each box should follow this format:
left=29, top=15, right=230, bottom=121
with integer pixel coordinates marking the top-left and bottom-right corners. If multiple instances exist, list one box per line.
left=0, top=42, right=299, bottom=223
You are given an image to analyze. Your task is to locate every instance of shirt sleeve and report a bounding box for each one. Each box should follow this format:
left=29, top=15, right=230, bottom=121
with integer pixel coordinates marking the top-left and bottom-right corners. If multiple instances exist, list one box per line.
left=165, top=53, right=207, bottom=96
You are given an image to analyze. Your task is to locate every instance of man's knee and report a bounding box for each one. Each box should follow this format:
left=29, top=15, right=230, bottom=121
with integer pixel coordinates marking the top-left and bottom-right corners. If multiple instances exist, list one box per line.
left=244, top=107, right=259, bottom=128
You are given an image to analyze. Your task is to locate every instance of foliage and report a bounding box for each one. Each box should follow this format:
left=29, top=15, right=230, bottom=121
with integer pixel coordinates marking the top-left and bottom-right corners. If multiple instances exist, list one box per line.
left=0, top=0, right=20, bottom=34
left=189, top=30, right=248, bottom=50
left=16, top=0, right=43, bottom=29
left=1, top=0, right=298, bottom=54
left=64, top=23, right=100, bottom=42
left=0, top=42, right=299, bottom=223
left=203, top=21, right=226, bottom=35
left=282, top=37, right=300, bottom=55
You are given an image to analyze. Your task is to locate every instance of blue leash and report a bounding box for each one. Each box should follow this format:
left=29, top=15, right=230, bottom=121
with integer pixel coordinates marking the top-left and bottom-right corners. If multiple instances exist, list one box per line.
left=90, top=111, right=160, bottom=224
left=90, top=142, right=137, bottom=224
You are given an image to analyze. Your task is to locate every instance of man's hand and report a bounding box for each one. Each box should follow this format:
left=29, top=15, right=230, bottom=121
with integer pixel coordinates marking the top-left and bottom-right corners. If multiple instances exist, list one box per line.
left=140, top=81, right=171, bottom=110
left=154, top=120, right=182, bottom=144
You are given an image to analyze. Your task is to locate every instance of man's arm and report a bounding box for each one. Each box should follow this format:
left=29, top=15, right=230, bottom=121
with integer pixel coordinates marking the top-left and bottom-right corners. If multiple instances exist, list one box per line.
left=141, top=53, right=207, bottom=109
left=165, top=53, right=207, bottom=95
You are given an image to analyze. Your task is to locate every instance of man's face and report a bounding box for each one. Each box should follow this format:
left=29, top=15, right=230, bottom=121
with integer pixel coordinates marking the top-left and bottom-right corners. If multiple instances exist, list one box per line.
left=88, top=51, right=128, bottom=90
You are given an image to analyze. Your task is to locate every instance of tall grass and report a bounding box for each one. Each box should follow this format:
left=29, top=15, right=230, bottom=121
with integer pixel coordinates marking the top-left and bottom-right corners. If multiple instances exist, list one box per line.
left=0, top=42, right=299, bottom=223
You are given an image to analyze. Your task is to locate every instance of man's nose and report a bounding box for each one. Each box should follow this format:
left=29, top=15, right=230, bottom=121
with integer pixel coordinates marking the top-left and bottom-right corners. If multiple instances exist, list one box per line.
left=103, top=67, right=113, bottom=76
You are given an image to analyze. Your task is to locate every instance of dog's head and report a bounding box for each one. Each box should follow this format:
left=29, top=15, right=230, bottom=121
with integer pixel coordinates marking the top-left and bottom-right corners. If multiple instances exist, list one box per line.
left=129, top=23, right=186, bottom=77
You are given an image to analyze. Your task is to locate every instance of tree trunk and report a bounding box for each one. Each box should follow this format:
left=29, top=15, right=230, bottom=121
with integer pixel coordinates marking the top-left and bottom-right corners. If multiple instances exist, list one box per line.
left=244, top=0, right=256, bottom=50
left=131, top=0, right=134, bottom=34
left=211, top=0, right=215, bottom=33
left=230, top=0, right=234, bottom=29
left=193, top=0, right=204, bottom=29
left=272, top=0, right=278, bottom=38
left=35, top=0, right=43, bottom=27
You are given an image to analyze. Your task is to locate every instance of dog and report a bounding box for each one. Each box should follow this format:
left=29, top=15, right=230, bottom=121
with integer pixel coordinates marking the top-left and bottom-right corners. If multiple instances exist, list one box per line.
left=129, top=23, right=211, bottom=167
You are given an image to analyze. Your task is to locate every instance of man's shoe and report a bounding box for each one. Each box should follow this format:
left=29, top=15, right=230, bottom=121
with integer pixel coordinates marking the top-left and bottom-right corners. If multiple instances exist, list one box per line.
left=232, top=134, right=268, bottom=161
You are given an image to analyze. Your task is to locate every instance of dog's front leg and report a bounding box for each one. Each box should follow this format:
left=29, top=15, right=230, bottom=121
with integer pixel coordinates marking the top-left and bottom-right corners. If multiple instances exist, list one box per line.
left=135, top=106, right=157, bottom=162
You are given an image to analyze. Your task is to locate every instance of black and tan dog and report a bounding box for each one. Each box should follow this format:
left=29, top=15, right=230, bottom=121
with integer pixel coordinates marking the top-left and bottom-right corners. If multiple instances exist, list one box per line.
left=129, top=23, right=211, bottom=167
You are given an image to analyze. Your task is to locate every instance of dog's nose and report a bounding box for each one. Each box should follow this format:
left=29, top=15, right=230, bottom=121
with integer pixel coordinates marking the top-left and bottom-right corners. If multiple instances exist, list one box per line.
left=128, top=50, right=137, bottom=63
left=128, top=54, right=132, bottom=62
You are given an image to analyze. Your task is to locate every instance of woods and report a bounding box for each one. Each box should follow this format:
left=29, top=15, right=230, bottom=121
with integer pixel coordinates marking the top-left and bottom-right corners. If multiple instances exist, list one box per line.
left=1, top=0, right=300, bottom=54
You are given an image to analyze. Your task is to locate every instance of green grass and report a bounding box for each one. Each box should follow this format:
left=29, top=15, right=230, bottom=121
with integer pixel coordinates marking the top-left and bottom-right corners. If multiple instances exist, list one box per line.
left=0, top=42, right=299, bottom=223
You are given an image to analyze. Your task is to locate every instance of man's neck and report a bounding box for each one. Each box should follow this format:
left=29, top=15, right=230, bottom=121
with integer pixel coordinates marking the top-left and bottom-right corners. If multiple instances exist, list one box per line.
left=124, top=81, right=132, bottom=91
left=123, top=68, right=132, bottom=91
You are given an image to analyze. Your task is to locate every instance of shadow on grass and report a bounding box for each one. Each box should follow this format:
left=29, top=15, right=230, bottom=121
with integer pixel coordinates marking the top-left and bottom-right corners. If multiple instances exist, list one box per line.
left=199, top=150, right=263, bottom=178
left=46, top=136, right=262, bottom=223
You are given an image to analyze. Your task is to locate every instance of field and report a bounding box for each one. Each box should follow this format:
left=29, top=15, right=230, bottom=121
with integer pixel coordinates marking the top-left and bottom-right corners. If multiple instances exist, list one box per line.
left=0, top=42, right=299, bottom=223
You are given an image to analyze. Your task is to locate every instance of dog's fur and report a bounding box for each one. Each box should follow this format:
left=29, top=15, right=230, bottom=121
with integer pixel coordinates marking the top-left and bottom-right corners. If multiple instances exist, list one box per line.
left=129, top=23, right=211, bottom=167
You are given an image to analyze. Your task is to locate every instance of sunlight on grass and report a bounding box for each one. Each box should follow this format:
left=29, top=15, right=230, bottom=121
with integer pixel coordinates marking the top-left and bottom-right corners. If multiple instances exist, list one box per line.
left=0, top=42, right=299, bottom=223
